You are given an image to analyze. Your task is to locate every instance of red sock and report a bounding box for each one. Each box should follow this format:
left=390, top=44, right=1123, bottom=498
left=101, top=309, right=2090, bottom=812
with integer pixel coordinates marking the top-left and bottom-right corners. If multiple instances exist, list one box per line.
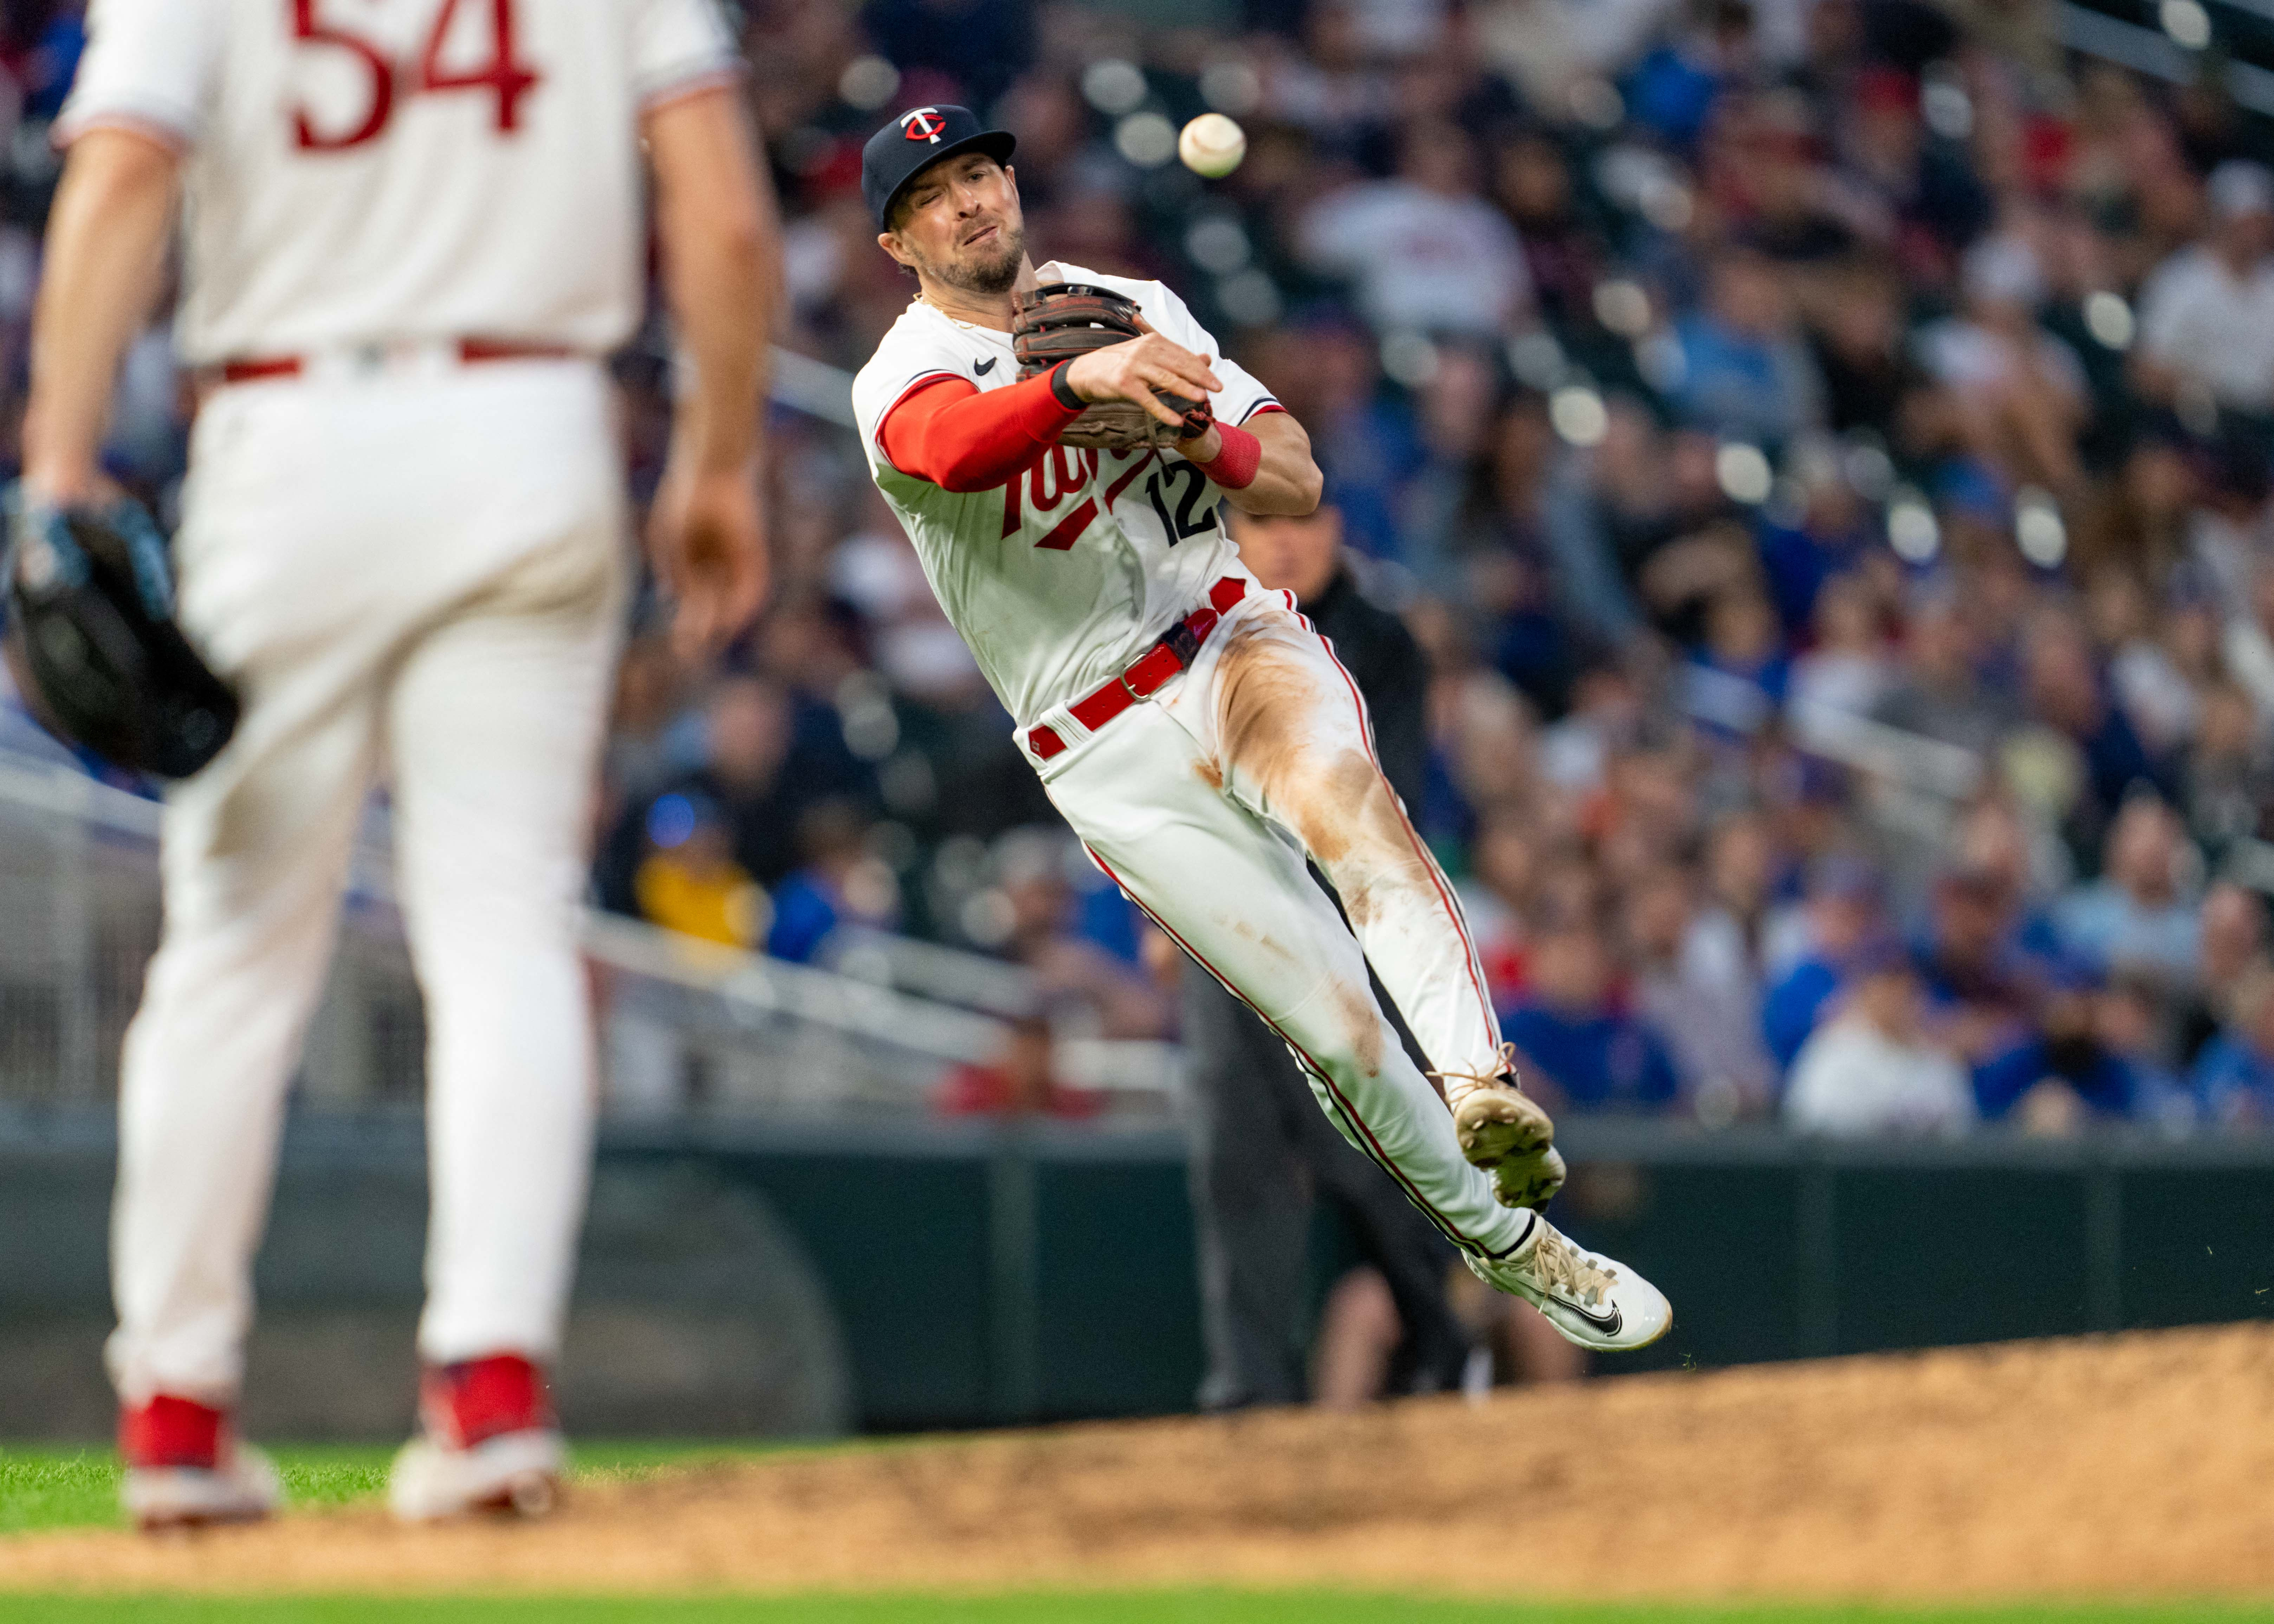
left=421, top=1353, right=552, bottom=1448
left=119, top=1395, right=224, bottom=1470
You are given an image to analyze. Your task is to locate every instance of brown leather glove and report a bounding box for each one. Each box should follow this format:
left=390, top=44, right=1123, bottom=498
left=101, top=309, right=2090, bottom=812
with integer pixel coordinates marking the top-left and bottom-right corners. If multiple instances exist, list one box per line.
left=1011, top=283, right=1213, bottom=450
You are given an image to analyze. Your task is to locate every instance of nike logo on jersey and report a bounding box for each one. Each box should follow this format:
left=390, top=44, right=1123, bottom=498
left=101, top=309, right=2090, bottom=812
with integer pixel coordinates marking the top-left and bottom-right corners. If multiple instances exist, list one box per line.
left=975, top=357, right=998, bottom=376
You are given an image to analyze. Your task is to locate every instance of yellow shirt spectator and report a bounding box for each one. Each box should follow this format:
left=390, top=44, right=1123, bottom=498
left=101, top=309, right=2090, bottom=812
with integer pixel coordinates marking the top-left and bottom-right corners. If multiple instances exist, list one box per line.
left=635, top=827, right=770, bottom=950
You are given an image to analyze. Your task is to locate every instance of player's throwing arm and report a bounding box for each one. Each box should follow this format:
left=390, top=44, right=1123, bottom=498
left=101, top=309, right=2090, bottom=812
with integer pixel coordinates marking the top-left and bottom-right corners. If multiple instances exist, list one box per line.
left=850, top=105, right=1671, bottom=1352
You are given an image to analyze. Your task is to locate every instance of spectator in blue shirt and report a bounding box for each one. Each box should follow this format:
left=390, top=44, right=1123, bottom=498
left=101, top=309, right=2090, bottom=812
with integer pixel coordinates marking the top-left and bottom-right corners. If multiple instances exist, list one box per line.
left=1972, top=977, right=2144, bottom=1128
left=2174, top=882, right=2270, bottom=1068
left=1501, top=920, right=1680, bottom=1113
left=2052, top=796, right=2200, bottom=986
left=2192, top=966, right=2274, bottom=1130
left=1683, top=589, right=1791, bottom=744
left=1754, top=462, right=1879, bottom=640
left=1670, top=246, right=1826, bottom=450
left=1763, top=854, right=1888, bottom=1072
left=1915, top=862, right=2065, bottom=1071
left=2023, top=616, right=2173, bottom=862
left=1623, top=1, right=1750, bottom=152
left=764, top=801, right=899, bottom=965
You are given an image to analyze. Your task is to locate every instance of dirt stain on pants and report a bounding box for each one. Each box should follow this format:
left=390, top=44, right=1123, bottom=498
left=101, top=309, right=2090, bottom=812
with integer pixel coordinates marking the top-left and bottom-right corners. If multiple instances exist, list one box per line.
left=1211, top=621, right=1448, bottom=1079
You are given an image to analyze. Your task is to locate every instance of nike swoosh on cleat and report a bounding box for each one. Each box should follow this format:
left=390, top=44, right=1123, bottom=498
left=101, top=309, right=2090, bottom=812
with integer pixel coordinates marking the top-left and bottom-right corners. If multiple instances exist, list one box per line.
left=1548, top=1296, right=1622, bottom=1336
left=975, top=357, right=998, bottom=375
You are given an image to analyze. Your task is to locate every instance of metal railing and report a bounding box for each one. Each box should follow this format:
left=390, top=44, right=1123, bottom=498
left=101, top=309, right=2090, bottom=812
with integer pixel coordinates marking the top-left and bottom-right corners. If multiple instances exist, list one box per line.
left=0, top=739, right=1180, bottom=1120
left=2059, top=1, right=2274, bottom=119
left=825, top=926, right=1043, bottom=1018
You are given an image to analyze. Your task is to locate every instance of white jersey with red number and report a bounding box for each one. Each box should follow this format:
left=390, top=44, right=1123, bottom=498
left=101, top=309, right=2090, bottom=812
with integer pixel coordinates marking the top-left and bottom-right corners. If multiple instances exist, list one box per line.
left=58, top=0, right=738, bottom=365
left=851, top=261, right=1281, bottom=731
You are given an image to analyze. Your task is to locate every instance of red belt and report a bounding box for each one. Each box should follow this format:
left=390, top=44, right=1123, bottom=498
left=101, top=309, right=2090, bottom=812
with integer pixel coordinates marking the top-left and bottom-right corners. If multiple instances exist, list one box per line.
left=210, top=337, right=580, bottom=387
left=1027, top=576, right=1248, bottom=762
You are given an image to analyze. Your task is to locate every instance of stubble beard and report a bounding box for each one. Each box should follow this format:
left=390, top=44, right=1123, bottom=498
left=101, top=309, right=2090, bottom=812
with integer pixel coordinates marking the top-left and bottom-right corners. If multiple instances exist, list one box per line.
left=924, top=220, right=1026, bottom=295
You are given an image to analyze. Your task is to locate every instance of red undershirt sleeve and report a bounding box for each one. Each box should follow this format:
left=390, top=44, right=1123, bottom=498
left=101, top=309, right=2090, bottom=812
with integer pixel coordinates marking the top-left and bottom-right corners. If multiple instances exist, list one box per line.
left=877, top=371, right=1085, bottom=493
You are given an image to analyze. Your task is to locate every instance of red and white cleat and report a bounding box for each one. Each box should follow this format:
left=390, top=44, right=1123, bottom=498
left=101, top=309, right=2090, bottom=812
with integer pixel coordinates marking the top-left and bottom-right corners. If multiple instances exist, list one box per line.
left=387, top=1352, right=566, bottom=1523
left=120, top=1395, right=281, bottom=1532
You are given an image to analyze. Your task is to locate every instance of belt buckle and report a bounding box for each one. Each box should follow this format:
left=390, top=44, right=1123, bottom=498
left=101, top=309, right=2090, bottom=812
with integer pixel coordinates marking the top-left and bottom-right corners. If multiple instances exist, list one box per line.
left=1121, top=644, right=1171, bottom=702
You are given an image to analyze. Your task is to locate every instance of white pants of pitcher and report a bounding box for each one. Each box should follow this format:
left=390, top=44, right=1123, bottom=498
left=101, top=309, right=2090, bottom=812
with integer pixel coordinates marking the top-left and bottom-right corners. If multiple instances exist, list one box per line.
left=106, top=359, right=626, bottom=1406
left=1033, top=585, right=1529, bottom=1261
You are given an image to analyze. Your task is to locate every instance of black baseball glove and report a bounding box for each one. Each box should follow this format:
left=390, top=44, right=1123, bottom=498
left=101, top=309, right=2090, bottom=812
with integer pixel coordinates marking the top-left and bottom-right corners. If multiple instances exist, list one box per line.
left=1011, top=283, right=1214, bottom=451
left=2, top=487, right=239, bottom=780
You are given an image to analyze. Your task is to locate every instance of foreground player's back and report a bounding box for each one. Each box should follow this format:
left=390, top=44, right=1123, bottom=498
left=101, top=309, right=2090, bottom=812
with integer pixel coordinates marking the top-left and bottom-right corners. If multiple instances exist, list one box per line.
left=62, top=0, right=738, bottom=364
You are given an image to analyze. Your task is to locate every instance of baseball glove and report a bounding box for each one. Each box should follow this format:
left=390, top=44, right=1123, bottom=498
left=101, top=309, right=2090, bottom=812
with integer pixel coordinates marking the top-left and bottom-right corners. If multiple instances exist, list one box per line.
left=1, top=487, right=239, bottom=780
left=1011, top=283, right=1213, bottom=451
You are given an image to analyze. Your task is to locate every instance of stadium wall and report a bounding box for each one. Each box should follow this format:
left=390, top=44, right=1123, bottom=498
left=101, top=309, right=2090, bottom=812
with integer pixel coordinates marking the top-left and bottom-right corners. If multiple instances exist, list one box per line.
left=0, top=1115, right=2269, bottom=1438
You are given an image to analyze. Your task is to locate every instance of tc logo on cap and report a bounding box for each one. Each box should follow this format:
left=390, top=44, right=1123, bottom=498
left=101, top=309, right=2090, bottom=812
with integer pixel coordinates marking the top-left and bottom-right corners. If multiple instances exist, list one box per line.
left=900, top=108, right=947, bottom=143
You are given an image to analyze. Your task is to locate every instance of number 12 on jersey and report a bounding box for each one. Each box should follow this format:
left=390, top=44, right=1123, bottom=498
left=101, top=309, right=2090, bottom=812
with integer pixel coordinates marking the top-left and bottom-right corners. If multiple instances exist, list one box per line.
left=292, top=0, right=542, bottom=151
left=1145, top=462, right=1220, bottom=547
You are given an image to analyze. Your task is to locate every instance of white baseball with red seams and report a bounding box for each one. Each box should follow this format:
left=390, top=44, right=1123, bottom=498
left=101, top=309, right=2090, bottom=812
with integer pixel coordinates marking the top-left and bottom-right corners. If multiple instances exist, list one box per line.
left=855, top=268, right=1535, bottom=1262
left=63, top=0, right=739, bottom=1408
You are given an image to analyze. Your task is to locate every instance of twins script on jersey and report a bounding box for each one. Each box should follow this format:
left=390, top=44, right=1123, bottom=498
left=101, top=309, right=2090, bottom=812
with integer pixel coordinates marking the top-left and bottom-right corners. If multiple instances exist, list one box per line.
left=60, top=0, right=738, bottom=365
left=851, top=262, right=1280, bottom=731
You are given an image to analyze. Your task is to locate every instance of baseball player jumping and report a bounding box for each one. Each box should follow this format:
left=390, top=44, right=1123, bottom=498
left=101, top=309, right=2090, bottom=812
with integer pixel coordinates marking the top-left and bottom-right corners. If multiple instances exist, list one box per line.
left=32, top=0, right=776, bottom=1525
left=852, top=109, right=1670, bottom=1353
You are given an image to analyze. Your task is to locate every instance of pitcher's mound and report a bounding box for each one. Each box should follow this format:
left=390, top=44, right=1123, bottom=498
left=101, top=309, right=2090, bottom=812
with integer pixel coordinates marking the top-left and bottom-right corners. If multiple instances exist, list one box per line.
left=7, top=1323, right=2273, bottom=1599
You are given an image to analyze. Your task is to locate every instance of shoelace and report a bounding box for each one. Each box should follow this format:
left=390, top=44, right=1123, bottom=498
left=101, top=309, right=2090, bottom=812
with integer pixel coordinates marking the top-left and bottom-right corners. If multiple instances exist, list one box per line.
left=1427, top=1040, right=1525, bottom=1098
left=1529, top=1225, right=1617, bottom=1308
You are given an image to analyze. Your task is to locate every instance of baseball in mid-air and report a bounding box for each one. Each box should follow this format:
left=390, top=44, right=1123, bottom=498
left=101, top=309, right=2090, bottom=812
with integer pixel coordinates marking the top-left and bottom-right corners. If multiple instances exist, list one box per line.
left=1179, top=113, right=1246, bottom=178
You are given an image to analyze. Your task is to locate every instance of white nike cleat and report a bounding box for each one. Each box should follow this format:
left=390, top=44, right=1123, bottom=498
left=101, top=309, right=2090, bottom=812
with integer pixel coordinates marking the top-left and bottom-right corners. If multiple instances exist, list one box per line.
left=123, top=1443, right=281, bottom=1532
left=1436, top=1045, right=1567, bottom=1210
left=1466, top=1213, right=1673, bottom=1352
left=388, top=1427, right=566, bottom=1522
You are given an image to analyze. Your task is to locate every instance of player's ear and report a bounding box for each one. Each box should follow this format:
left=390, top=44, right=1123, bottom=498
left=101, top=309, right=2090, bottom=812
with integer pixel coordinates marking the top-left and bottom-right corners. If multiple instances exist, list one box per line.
left=877, top=230, right=913, bottom=269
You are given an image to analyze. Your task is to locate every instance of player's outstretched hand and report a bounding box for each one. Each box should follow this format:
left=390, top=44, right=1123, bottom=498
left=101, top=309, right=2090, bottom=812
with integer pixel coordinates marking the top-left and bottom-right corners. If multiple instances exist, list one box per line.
left=1064, top=320, right=1223, bottom=433
left=648, top=460, right=769, bottom=659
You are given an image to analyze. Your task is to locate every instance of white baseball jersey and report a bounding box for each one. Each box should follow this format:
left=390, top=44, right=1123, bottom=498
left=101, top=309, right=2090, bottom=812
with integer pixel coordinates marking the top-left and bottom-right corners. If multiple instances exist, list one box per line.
left=851, top=262, right=1279, bottom=730
left=855, top=269, right=1543, bottom=1280
left=59, top=0, right=738, bottom=365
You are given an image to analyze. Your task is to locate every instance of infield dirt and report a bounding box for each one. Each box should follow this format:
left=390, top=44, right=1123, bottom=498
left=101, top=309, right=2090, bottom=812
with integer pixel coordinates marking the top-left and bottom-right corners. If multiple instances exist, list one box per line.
left=5, top=1323, right=2272, bottom=1600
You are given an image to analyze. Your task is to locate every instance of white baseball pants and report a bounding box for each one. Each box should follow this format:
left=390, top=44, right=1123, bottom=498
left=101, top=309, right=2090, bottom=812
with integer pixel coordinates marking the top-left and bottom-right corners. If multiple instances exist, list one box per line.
left=107, top=359, right=626, bottom=1407
left=1032, top=584, right=1531, bottom=1262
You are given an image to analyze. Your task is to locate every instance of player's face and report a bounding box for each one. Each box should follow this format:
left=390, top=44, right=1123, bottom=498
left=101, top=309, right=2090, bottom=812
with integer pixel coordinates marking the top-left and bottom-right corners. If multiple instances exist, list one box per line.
left=881, top=155, right=1026, bottom=295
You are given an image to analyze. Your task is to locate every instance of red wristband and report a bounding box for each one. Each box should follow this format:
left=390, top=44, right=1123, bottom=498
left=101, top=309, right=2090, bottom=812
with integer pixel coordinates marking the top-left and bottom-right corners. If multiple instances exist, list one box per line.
left=1188, top=421, right=1261, bottom=490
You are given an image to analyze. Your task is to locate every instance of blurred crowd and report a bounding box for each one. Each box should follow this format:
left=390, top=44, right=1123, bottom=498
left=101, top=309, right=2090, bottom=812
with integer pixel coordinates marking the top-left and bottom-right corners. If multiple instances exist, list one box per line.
left=11, top=0, right=2274, bottom=1134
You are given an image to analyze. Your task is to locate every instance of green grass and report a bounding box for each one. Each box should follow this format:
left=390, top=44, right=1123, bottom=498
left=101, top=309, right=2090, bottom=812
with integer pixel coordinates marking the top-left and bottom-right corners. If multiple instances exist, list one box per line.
left=0, top=1441, right=801, bottom=1536
left=0, top=1597, right=2264, bottom=1622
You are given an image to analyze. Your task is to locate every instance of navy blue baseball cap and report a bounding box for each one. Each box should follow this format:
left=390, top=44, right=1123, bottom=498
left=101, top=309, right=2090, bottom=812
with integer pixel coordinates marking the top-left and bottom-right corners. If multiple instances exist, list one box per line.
left=862, top=105, right=1017, bottom=230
